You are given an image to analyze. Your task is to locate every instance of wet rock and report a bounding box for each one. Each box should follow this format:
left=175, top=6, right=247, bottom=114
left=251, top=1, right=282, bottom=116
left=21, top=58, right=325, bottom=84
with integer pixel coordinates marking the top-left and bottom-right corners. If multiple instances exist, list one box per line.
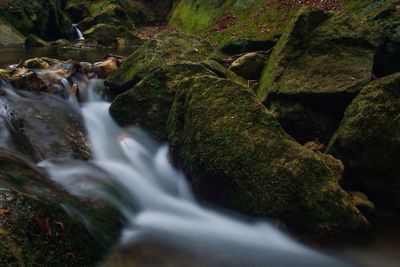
left=94, top=57, right=119, bottom=79
left=229, top=51, right=269, bottom=80
left=80, top=62, right=93, bottom=74
left=9, top=68, right=48, bottom=93
left=22, top=58, right=50, bottom=69
left=0, top=90, right=90, bottom=161
left=24, top=34, right=50, bottom=47
left=0, top=149, right=117, bottom=266
left=327, top=73, right=400, bottom=210
left=105, top=32, right=219, bottom=92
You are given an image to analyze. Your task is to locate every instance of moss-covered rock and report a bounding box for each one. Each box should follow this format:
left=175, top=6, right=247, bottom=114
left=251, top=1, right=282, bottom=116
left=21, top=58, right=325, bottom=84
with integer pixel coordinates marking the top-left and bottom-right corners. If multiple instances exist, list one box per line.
left=24, top=34, right=49, bottom=47
left=83, top=23, right=126, bottom=46
left=167, top=75, right=367, bottom=234
left=0, top=149, right=112, bottom=266
left=110, top=60, right=246, bottom=140
left=257, top=8, right=383, bottom=100
left=105, top=32, right=219, bottom=91
left=327, top=73, right=400, bottom=210
left=254, top=8, right=383, bottom=144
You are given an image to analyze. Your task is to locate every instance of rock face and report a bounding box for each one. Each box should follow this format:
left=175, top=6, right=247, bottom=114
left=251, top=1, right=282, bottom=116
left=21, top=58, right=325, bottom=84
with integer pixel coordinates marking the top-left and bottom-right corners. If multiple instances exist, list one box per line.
left=327, top=73, right=400, bottom=210
left=105, top=32, right=219, bottom=91
left=0, top=90, right=90, bottom=162
left=0, top=149, right=108, bottom=266
left=0, top=0, right=71, bottom=40
left=0, top=18, right=25, bottom=46
left=24, top=34, right=50, bottom=47
left=109, top=33, right=368, bottom=235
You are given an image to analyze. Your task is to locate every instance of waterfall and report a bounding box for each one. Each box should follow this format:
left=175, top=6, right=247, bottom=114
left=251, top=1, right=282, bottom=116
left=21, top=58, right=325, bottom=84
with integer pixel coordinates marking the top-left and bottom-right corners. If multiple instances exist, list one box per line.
left=37, top=77, right=352, bottom=267
left=72, top=23, right=85, bottom=41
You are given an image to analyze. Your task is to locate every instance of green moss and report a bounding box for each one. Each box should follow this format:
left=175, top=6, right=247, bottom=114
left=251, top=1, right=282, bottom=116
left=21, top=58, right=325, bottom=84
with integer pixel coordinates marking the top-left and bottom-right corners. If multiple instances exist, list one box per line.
left=170, top=0, right=300, bottom=48
left=105, top=32, right=217, bottom=90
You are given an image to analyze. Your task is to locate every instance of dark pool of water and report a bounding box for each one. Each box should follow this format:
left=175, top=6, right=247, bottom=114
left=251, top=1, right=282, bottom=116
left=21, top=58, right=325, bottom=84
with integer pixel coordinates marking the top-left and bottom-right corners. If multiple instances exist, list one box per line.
left=0, top=46, right=138, bottom=67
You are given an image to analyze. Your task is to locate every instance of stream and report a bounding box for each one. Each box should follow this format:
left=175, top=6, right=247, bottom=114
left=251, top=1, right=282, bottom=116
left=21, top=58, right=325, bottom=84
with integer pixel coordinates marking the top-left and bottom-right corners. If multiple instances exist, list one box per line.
left=0, top=47, right=399, bottom=266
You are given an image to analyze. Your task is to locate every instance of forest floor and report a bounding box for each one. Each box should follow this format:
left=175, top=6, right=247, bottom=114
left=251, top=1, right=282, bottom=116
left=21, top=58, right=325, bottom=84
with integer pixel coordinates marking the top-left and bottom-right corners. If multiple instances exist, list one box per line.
left=267, top=0, right=344, bottom=11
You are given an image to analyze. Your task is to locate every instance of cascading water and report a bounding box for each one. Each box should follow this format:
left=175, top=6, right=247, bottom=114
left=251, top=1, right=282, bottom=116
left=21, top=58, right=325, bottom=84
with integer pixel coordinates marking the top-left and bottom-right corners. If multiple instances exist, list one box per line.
left=72, top=23, right=85, bottom=41
left=33, top=76, right=352, bottom=266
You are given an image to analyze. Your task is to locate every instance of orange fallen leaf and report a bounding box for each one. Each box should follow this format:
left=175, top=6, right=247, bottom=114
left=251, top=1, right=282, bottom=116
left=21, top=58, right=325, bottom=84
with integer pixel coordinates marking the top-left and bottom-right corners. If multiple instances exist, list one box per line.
left=0, top=208, right=11, bottom=215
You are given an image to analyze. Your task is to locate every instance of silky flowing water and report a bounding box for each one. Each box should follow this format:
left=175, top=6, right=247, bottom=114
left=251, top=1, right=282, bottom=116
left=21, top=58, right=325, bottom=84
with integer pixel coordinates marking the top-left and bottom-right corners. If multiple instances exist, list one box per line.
left=1, top=51, right=399, bottom=266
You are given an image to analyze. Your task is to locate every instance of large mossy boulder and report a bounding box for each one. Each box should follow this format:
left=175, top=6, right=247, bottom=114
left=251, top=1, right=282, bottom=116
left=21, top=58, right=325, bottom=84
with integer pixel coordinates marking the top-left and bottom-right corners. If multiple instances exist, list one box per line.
left=327, top=73, right=400, bottom=210
left=258, top=8, right=382, bottom=100
left=0, top=149, right=112, bottom=266
left=109, top=34, right=367, bottom=235
left=256, top=8, right=382, bottom=144
left=110, top=60, right=247, bottom=140
left=105, top=32, right=220, bottom=91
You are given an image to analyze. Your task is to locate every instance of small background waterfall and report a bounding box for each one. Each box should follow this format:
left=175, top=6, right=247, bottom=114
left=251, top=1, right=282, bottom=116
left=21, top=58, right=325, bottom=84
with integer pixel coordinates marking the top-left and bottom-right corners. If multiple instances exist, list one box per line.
left=18, top=73, right=349, bottom=266
left=72, top=23, right=85, bottom=41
